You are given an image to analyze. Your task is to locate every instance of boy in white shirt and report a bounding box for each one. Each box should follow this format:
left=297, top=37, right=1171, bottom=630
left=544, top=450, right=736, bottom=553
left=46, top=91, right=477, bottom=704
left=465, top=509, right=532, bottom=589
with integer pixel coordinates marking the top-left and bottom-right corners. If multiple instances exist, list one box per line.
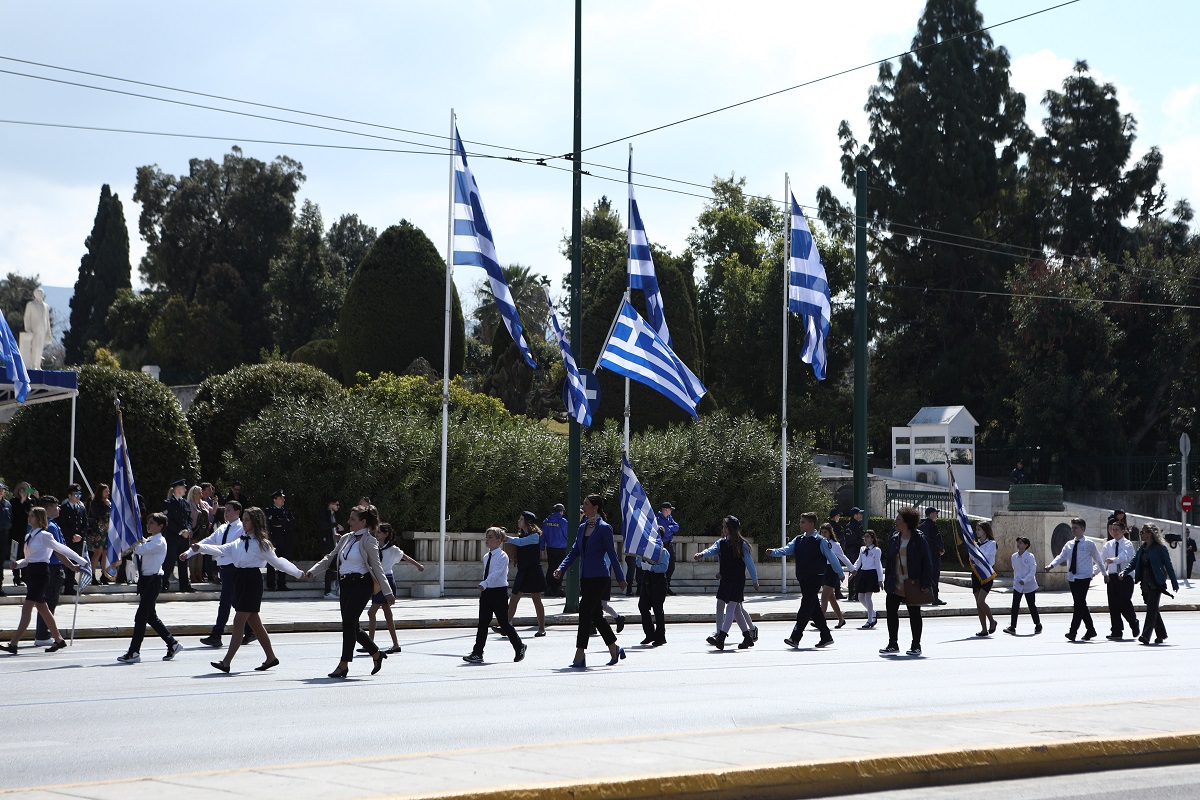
left=118, top=513, right=183, bottom=663
left=463, top=527, right=525, bottom=664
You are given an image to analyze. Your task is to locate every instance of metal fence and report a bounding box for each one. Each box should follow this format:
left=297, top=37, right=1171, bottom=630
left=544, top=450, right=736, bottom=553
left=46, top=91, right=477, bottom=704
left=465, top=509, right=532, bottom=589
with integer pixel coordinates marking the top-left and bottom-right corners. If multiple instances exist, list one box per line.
left=884, top=488, right=954, bottom=521
left=975, top=448, right=1200, bottom=493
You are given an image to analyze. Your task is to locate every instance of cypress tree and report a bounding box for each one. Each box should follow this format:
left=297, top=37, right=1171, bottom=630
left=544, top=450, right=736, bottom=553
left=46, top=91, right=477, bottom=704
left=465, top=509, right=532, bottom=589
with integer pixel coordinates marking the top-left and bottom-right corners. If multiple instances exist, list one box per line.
left=65, top=185, right=131, bottom=364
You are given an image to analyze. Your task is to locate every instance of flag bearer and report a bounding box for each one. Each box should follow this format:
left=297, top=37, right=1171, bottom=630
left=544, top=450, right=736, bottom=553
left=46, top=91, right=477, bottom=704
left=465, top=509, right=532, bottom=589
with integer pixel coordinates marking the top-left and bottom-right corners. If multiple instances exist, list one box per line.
left=117, top=513, right=183, bottom=663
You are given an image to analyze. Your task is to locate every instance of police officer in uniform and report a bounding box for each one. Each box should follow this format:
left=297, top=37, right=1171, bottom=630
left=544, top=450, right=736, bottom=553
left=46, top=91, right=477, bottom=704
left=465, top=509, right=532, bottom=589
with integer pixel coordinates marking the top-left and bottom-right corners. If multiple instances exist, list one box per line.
left=57, top=484, right=89, bottom=594
left=918, top=507, right=947, bottom=605
left=162, top=479, right=193, bottom=593
left=657, top=502, right=680, bottom=596
left=264, top=490, right=296, bottom=591
left=843, top=507, right=866, bottom=601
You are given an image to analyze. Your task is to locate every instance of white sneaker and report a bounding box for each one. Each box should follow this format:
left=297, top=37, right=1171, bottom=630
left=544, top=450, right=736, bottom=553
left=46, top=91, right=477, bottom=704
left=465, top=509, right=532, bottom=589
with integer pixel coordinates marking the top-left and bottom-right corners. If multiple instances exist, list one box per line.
left=117, top=652, right=140, bottom=663
left=324, top=592, right=338, bottom=600
left=163, top=642, right=184, bottom=661
left=34, top=638, right=53, bottom=647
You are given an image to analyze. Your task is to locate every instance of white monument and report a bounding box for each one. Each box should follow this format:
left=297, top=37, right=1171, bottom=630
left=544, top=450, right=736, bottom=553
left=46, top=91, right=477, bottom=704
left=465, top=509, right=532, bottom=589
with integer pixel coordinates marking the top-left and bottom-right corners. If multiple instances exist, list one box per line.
left=891, top=405, right=978, bottom=490
left=18, top=288, right=50, bottom=370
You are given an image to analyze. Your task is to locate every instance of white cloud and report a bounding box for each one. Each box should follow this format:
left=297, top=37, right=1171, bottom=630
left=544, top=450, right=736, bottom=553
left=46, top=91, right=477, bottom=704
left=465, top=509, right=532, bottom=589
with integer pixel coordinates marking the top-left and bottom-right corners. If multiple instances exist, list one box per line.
left=1164, top=84, right=1200, bottom=126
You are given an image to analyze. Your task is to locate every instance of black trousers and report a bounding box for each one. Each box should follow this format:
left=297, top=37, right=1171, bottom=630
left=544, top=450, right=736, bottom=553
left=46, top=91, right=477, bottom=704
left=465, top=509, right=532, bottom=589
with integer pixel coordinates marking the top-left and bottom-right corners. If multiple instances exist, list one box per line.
left=624, top=555, right=639, bottom=589
left=1107, top=575, right=1138, bottom=635
left=130, top=575, right=175, bottom=653
left=35, top=565, right=64, bottom=641
left=162, top=533, right=190, bottom=591
left=1141, top=584, right=1167, bottom=641
left=211, top=564, right=252, bottom=639
left=664, top=543, right=677, bottom=588
left=0, top=527, right=9, bottom=586
left=577, top=577, right=616, bottom=649
left=1010, top=591, right=1041, bottom=628
left=266, top=537, right=289, bottom=589
left=338, top=574, right=378, bottom=662
left=474, top=587, right=522, bottom=655
left=885, top=590, right=923, bottom=648
left=791, top=578, right=830, bottom=639
left=638, top=571, right=667, bottom=642
left=545, top=547, right=567, bottom=595
left=930, top=554, right=942, bottom=601
left=1068, top=578, right=1095, bottom=634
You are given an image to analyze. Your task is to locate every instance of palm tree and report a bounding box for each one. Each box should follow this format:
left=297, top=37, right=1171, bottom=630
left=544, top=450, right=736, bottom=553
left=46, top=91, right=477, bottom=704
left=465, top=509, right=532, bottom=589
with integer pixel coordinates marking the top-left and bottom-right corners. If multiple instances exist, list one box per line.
left=471, top=263, right=551, bottom=346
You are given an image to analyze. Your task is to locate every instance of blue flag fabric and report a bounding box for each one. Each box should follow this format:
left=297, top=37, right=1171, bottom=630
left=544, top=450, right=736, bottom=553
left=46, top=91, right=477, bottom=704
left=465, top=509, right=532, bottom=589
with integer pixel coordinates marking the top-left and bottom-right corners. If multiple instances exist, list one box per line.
left=106, top=414, right=143, bottom=569
left=547, top=293, right=591, bottom=427
left=0, top=313, right=30, bottom=402
left=788, top=193, right=831, bottom=380
left=599, top=301, right=705, bottom=418
left=948, top=462, right=996, bottom=583
left=452, top=127, right=536, bottom=369
left=627, top=154, right=670, bottom=348
left=620, top=452, right=665, bottom=564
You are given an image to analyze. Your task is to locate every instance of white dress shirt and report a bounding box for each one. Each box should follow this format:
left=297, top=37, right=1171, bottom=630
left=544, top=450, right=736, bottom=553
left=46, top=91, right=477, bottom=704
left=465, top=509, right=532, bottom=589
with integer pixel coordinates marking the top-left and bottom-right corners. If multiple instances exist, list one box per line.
left=830, top=540, right=856, bottom=570
left=979, top=539, right=997, bottom=570
left=338, top=532, right=372, bottom=575
left=479, top=546, right=510, bottom=589
left=852, top=545, right=884, bottom=583
left=1048, top=537, right=1105, bottom=581
left=133, top=534, right=168, bottom=577
left=188, top=520, right=244, bottom=566
left=1011, top=550, right=1039, bottom=593
left=16, top=528, right=90, bottom=569
left=196, top=536, right=303, bottom=577
left=1102, top=537, right=1135, bottom=576
left=380, top=546, right=403, bottom=576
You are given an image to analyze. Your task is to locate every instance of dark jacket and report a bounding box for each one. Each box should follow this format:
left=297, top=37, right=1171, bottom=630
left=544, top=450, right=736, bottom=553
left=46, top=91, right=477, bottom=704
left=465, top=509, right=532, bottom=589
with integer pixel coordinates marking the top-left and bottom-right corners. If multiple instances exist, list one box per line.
left=918, top=518, right=945, bottom=559
left=164, top=494, right=190, bottom=537
left=0, top=497, right=11, bottom=531
left=884, top=529, right=935, bottom=594
left=1123, top=542, right=1179, bottom=592
left=265, top=505, right=297, bottom=541
left=843, top=518, right=864, bottom=561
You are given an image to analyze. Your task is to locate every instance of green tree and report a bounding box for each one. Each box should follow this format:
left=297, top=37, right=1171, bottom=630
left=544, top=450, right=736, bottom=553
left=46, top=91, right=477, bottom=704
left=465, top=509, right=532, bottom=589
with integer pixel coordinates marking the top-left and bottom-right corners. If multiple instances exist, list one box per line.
left=103, top=288, right=158, bottom=368
left=267, top=201, right=346, bottom=353
left=471, top=263, right=550, bottom=345
left=147, top=296, right=243, bottom=376
left=338, top=221, right=464, bottom=380
left=64, top=184, right=132, bottom=365
left=325, top=213, right=378, bottom=280
left=0, top=273, right=44, bottom=336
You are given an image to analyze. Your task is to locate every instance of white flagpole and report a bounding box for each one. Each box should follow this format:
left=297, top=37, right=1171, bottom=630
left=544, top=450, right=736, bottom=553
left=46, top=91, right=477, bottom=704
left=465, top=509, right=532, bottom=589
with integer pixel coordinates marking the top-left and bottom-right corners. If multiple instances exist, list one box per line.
left=438, top=108, right=456, bottom=598
left=624, top=144, right=633, bottom=456
left=781, top=174, right=790, bottom=594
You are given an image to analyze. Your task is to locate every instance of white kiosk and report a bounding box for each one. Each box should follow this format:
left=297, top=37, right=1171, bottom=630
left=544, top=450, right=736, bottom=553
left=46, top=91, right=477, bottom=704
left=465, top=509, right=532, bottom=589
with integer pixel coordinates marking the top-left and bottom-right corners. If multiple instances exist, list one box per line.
left=891, top=406, right=978, bottom=490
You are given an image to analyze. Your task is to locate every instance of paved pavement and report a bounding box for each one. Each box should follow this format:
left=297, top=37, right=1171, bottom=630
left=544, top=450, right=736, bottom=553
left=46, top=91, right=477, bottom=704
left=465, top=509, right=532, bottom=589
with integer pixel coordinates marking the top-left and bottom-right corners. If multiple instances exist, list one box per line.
left=4, top=612, right=1200, bottom=799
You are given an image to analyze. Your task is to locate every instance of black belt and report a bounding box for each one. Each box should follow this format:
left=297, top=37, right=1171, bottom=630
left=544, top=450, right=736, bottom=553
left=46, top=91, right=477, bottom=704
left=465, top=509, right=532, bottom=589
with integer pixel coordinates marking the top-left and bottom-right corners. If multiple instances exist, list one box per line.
left=339, top=572, right=370, bottom=580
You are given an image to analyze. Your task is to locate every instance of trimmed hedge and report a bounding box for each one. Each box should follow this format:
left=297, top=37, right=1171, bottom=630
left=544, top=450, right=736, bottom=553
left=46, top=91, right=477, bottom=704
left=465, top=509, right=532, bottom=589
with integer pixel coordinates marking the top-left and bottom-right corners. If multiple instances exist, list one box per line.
left=291, top=338, right=343, bottom=383
left=0, top=365, right=199, bottom=500
left=351, top=372, right=509, bottom=421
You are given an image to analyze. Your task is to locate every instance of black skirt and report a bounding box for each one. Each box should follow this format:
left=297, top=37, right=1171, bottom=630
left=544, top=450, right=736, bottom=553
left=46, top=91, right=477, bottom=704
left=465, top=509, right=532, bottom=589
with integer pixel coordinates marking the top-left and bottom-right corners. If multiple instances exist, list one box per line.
left=822, top=570, right=841, bottom=589
left=233, top=567, right=265, bottom=613
left=513, top=564, right=547, bottom=594
left=24, top=562, right=50, bottom=603
left=856, top=571, right=880, bottom=594
left=716, top=577, right=745, bottom=603
left=971, top=573, right=992, bottom=594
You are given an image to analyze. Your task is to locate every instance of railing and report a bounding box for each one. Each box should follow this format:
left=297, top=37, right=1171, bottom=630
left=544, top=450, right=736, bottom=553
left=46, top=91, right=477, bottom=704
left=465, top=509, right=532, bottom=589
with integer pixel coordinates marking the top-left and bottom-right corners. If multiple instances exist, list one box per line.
left=884, top=488, right=953, bottom=520
left=975, top=448, right=1200, bottom=493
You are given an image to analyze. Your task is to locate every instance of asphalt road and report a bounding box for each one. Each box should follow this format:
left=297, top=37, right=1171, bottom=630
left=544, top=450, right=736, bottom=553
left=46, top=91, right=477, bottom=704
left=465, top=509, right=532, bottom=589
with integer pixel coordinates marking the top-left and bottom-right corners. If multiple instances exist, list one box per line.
left=4, top=613, right=1199, bottom=791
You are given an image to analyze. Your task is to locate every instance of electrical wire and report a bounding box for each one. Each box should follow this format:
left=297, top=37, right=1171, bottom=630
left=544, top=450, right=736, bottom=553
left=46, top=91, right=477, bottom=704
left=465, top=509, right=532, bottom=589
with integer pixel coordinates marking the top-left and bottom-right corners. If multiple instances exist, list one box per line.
left=875, top=282, right=1200, bottom=311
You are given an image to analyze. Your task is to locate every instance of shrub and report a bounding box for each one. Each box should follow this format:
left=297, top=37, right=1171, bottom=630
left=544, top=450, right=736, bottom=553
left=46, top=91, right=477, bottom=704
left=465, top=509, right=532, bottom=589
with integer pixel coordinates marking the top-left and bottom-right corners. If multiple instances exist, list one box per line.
left=351, top=372, right=509, bottom=421
left=0, top=365, right=199, bottom=500
left=186, top=362, right=342, bottom=480
left=290, top=338, right=343, bottom=383
left=338, top=221, right=465, bottom=381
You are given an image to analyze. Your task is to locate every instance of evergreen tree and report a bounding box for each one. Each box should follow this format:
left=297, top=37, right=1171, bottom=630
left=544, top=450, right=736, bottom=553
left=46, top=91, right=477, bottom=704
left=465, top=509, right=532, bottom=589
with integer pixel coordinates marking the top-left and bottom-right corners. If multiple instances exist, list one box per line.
left=326, top=213, right=378, bottom=280
left=64, top=184, right=132, bottom=364
left=267, top=201, right=346, bottom=353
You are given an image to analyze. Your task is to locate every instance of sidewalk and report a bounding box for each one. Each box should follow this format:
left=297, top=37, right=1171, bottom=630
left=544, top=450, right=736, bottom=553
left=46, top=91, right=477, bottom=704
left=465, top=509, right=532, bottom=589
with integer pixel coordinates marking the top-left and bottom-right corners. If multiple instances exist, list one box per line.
left=4, top=577, right=1200, bottom=639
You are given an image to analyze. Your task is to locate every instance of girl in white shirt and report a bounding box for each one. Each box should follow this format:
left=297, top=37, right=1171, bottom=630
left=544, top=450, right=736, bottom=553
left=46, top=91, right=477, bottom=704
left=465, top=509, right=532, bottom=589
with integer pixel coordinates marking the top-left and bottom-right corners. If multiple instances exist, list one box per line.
left=973, top=521, right=999, bottom=637
left=364, top=523, right=424, bottom=655
left=849, top=531, right=885, bottom=629
left=4, top=507, right=90, bottom=654
left=818, top=523, right=856, bottom=629
left=1003, top=537, right=1042, bottom=635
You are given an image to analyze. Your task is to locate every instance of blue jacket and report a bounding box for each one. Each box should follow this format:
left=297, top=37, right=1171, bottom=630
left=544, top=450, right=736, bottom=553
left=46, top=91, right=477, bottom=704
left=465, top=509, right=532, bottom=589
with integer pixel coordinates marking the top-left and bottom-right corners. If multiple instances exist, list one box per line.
left=657, top=513, right=679, bottom=544
left=46, top=521, right=66, bottom=566
left=558, top=518, right=625, bottom=582
left=1123, top=542, right=1179, bottom=592
left=541, top=512, right=568, bottom=550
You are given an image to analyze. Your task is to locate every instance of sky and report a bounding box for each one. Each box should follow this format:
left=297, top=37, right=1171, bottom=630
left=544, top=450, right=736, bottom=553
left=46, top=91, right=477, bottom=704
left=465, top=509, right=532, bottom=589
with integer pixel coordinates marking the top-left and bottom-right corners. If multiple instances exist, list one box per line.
left=1, top=0, right=1197, bottom=315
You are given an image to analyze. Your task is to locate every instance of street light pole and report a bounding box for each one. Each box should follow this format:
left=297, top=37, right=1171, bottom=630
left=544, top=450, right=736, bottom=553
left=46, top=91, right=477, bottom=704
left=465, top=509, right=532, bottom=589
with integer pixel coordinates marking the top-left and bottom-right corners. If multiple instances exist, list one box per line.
left=565, top=0, right=583, bottom=615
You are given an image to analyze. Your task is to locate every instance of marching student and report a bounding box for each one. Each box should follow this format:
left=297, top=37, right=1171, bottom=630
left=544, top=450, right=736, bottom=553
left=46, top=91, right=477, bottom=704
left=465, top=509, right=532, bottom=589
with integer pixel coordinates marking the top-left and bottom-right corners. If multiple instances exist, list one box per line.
left=880, top=506, right=934, bottom=657
left=818, top=522, right=855, bottom=629
left=636, top=546, right=670, bottom=646
left=1046, top=517, right=1106, bottom=641
left=553, top=494, right=627, bottom=668
left=184, top=500, right=253, bottom=648
left=304, top=504, right=394, bottom=678
left=192, top=506, right=303, bottom=673
left=848, top=530, right=884, bottom=629
left=693, top=515, right=760, bottom=650
left=3, top=506, right=89, bottom=654
left=972, top=521, right=998, bottom=637
left=767, top=511, right=843, bottom=649
left=1003, top=537, right=1042, bottom=634
left=463, top=527, right=527, bottom=664
left=505, top=512, right=547, bottom=637
left=117, top=513, right=183, bottom=663
left=363, top=523, right=424, bottom=654
left=1102, top=520, right=1139, bottom=641
left=1123, top=524, right=1178, bottom=645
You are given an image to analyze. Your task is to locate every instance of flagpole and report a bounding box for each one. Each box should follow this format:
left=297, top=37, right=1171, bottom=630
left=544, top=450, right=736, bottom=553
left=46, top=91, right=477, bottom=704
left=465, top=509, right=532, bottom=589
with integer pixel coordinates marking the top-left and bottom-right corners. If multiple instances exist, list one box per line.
left=438, top=108, right=456, bottom=599
left=624, top=143, right=634, bottom=455
left=781, top=173, right=790, bottom=594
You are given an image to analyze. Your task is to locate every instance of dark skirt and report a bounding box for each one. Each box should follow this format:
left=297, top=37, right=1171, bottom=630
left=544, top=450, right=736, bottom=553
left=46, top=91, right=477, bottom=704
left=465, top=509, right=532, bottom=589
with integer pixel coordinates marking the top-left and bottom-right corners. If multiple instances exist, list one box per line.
left=24, top=562, right=50, bottom=603
left=371, top=574, right=398, bottom=605
left=856, top=571, right=880, bottom=594
left=822, top=570, right=841, bottom=589
left=513, top=564, right=547, bottom=594
left=233, top=567, right=264, bottom=613
left=971, top=573, right=992, bottom=594
left=716, top=577, right=745, bottom=604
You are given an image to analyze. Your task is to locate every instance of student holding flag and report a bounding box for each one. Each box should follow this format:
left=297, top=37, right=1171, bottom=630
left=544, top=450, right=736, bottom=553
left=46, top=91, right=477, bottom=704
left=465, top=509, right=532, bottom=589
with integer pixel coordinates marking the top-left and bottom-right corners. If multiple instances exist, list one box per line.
left=554, top=494, right=627, bottom=669
left=971, top=522, right=998, bottom=637
left=693, top=515, right=759, bottom=650
left=636, top=546, right=670, bottom=647
left=117, top=512, right=183, bottom=663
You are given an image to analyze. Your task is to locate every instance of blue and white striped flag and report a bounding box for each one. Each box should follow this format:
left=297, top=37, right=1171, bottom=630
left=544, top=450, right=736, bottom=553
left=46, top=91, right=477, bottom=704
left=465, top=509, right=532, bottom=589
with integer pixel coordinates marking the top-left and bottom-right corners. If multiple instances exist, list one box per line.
left=0, top=312, right=29, bottom=402
left=106, top=413, right=142, bottom=569
left=599, top=301, right=705, bottom=418
left=948, top=462, right=996, bottom=583
left=620, top=452, right=664, bottom=563
left=627, top=154, right=670, bottom=348
left=788, top=193, right=831, bottom=381
left=547, top=292, right=591, bottom=427
left=452, top=127, right=536, bottom=369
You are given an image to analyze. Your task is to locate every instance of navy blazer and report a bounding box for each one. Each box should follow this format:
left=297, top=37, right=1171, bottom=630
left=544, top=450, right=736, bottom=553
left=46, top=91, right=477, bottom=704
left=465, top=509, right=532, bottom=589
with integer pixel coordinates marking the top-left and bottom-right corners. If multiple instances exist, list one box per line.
left=557, top=518, right=625, bottom=582
left=883, top=529, right=935, bottom=594
left=1123, top=542, right=1179, bottom=592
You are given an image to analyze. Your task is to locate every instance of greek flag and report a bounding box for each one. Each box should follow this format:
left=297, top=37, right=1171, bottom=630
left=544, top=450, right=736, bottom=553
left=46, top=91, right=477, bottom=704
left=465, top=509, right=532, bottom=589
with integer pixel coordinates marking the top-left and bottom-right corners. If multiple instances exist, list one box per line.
left=0, top=313, right=29, bottom=402
left=948, top=462, right=995, bottom=583
left=788, top=193, right=831, bottom=380
left=627, top=154, right=670, bottom=348
left=620, top=452, right=664, bottom=563
left=547, top=292, right=591, bottom=427
left=599, top=301, right=705, bottom=418
left=452, top=127, right=536, bottom=368
left=106, top=414, right=142, bottom=569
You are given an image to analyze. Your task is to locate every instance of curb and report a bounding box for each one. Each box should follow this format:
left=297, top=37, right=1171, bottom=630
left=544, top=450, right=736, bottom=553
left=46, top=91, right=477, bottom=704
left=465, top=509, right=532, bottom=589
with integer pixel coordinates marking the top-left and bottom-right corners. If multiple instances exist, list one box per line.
left=401, top=730, right=1200, bottom=800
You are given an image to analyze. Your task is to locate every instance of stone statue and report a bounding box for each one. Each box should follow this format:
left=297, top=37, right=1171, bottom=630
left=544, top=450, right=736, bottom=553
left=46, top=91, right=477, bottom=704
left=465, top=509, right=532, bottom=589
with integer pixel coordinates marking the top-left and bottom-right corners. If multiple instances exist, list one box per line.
left=19, top=288, right=50, bottom=369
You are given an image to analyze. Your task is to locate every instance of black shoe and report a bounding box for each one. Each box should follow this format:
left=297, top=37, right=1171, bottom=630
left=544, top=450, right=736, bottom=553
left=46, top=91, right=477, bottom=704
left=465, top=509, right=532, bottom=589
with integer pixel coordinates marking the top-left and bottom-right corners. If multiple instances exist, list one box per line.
left=816, top=636, right=834, bottom=648
left=665, top=589, right=676, bottom=596
left=615, top=615, right=625, bottom=634
left=371, top=650, right=387, bottom=675
left=1065, top=631, right=1077, bottom=641
left=514, top=644, right=527, bottom=663
left=783, top=634, right=800, bottom=648
left=1002, top=627, right=1016, bottom=635
left=1155, top=636, right=1166, bottom=644
left=713, top=631, right=728, bottom=651
left=1132, top=620, right=1141, bottom=638
left=45, top=640, right=68, bottom=653
left=625, top=587, right=633, bottom=597
left=738, top=634, right=755, bottom=649
left=652, top=639, right=666, bottom=647
left=641, top=636, right=655, bottom=645
left=1034, top=624, right=1043, bottom=634
left=463, top=653, right=483, bottom=663
left=1106, top=634, right=1123, bottom=641
left=705, top=633, right=719, bottom=646
left=242, top=634, right=256, bottom=645
left=277, top=585, right=290, bottom=592
left=750, top=626, right=759, bottom=642
left=199, top=635, right=222, bottom=648
left=1082, top=630, right=1097, bottom=641
left=879, top=644, right=899, bottom=654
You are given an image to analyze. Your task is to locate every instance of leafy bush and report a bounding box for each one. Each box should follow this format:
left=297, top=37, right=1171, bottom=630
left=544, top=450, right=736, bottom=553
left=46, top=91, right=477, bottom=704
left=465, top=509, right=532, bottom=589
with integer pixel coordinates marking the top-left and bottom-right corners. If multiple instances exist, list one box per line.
left=187, top=362, right=342, bottom=480
left=350, top=372, right=509, bottom=421
left=0, top=365, right=199, bottom=500
left=290, top=338, right=343, bottom=383
left=338, top=221, right=464, bottom=381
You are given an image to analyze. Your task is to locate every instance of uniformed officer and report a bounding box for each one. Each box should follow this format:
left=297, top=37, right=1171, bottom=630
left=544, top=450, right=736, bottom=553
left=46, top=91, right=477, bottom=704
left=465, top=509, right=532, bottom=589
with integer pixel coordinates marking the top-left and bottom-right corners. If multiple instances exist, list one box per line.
left=162, top=479, right=192, bottom=593
left=263, top=490, right=296, bottom=591
left=657, top=502, right=680, bottom=596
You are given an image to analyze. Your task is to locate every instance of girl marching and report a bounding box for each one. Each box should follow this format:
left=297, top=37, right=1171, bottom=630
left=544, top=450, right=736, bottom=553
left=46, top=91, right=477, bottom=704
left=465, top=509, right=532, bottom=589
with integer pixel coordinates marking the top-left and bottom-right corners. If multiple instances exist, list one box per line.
left=3, top=506, right=90, bottom=654
left=849, top=530, right=884, bottom=629
left=693, top=515, right=759, bottom=650
left=818, top=522, right=856, bottom=629
left=363, top=522, right=423, bottom=655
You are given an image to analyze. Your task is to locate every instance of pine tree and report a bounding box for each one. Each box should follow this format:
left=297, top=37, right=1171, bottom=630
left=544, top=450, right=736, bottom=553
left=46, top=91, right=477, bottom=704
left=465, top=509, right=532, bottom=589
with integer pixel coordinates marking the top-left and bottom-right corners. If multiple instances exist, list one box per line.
left=64, top=185, right=131, bottom=364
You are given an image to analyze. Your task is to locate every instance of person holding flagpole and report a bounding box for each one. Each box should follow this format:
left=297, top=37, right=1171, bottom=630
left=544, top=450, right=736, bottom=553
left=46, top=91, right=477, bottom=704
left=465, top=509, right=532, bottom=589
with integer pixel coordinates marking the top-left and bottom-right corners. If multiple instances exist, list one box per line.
left=117, top=512, right=183, bottom=663
left=4, top=506, right=89, bottom=654
left=554, top=494, right=626, bottom=668
left=971, top=522, right=998, bottom=637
